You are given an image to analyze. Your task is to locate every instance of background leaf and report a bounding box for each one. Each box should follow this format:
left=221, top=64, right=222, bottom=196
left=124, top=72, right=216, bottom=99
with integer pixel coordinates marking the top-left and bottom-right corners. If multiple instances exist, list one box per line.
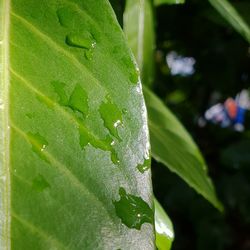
left=143, top=86, right=223, bottom=211
left=155, top=198, right=174, bottom=250
left=154, top=0, right=185, bottom=6
left=208, top=0, right=250, bottom=44
left=123, top=0, right=222, bottom=210
left=124, top=0, right=155, bottom=87
left=1, top=0, right=154, bottom=248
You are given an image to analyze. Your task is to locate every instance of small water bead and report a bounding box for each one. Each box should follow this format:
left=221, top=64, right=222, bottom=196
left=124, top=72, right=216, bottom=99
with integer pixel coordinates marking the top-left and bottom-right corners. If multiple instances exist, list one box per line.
left=32, top=174, right=50, bottom=192
left=78, top=125, right=92, bottom=149
left=113, top=187, right=154, bottom=230
left=137, top=158, right=151, bottom=173
left=26, top=113, right=35, bottom=119
left=129, top=68, right=140, bottom=85
left=27, top=132, right=48, bottom=162
left=66, top=33, right=95, bottom=50
left=51, top=81, right=68, bottom=105
left=99, top=97, right=123, bottom=140
left=52, top=82, right=89, bottom=117
left=122, top=109, right=128, bottom=115
left=57, top=7, right=75, bottom=28
left=68, top=84, right=89, bottom=116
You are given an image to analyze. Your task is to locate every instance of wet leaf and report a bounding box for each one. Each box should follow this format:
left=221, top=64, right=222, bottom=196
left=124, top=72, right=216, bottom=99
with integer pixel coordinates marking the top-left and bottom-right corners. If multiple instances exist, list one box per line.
left=0, top=0, right=154, bottom=249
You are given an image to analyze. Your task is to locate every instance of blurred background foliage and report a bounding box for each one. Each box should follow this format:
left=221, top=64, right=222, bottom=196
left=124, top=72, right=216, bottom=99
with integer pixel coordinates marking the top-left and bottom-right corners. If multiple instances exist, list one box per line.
left=111, top=0, right=250, bottom=249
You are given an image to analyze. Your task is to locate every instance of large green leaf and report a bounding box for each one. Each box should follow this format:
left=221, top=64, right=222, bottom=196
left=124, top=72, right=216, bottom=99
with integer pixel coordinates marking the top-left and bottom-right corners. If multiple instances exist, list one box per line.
left=144, top=86, right=223, bottom=211
left=154, top=0, right=185, bottom=6
left=208, top=0, right=250, bottom=44
left=155, top=199, right=174, bottom=250
left=0, top=0, right=154, bottom=249
left=124, top=0, right=155, bottom=87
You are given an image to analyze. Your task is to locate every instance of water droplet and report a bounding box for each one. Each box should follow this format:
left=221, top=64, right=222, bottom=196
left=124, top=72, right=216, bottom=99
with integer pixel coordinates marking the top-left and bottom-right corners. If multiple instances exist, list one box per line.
left=129, top=67, right=140, bottom=85
left=52, top=82, right=89, bottom=117
left=32, top=174, right=50, bottom=192
left=51, top=81, right=68, bottom=105
left=122, top=108, right=128, bottom=115
left=99, top=97, right=123, bottom=140
left=26, top=113, right=35, bottom=119
left=27, top=132, right=48, bottom=162
left=111, top=150, right=120, bottom=165
left=78, top=125, right=92, bottom=149
left=113, top=187, right=153, bottom=230
left=66, top=33, right=95, bottom=50
left=57, top=7, right=72, bottom=27
left=137, top=158, right=151, bottom=173
left=68, top=84, right=88, bottom=116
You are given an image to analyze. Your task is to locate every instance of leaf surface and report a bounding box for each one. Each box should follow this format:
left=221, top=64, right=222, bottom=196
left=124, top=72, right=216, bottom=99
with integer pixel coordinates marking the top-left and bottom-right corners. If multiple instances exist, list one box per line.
left=0, top=0, right=154, bottom=249
left=144, top=86, right=223, bottom=211
left=208, top=0, right=250, bottom=44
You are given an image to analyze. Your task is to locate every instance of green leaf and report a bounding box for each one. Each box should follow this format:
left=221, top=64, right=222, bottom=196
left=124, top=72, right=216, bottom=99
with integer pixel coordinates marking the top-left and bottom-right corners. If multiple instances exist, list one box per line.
left=143, top=86, right=223, bottom=211
left=1, top=0, right=154, bottom=249
left=155, top=198, right=174, bottom=250
left=124, top=0, right=155, bottom=87
left=208, top=0, right=250, bottom=44
left=154, top=0, right=185, bottom=6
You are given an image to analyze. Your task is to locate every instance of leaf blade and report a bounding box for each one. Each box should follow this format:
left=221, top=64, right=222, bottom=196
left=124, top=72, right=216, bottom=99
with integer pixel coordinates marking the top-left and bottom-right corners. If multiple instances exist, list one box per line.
left=208, top=0, right=250, bottom=44
left=154, top=0, right=185, bottom=6
left=155, top=198, right=174, bottom=250
left=124, top=0, right=155, bottom=87
left=144, top=86, right=223, bottom=211
left=1, top=0, right=154, bottom=249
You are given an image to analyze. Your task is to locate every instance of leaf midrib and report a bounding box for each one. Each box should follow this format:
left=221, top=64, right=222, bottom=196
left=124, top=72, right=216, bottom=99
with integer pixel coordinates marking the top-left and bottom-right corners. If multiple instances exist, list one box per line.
left=1, top=0, right=10, bottom=249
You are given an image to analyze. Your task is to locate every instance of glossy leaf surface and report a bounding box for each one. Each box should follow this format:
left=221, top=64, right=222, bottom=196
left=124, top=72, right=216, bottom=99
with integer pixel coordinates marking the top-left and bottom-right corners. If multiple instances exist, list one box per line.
left=143, top=86, right=223, bottom=211
left=209, top=0, right=250, bottom=44
left=124, top=0, right=155, bottom=87
left=0, top=0, right=154, bottom=249
left=155, top=199, right=174, bottom=250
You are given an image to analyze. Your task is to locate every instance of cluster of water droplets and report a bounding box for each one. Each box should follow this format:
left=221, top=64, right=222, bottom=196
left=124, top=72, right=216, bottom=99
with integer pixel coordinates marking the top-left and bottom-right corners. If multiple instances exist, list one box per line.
left=57, top=7, right=96, bottom=60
